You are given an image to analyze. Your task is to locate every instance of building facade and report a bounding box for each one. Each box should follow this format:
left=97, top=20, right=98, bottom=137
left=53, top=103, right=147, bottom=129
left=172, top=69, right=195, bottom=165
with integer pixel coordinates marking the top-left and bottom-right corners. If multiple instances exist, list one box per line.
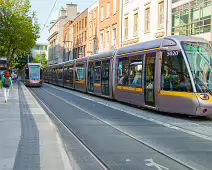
left=87, top=0, right=99, bottom=56
left=121, top=0, right=172, bottom=47
left=48, top=3, right=78, bottom=65
left=31, top=43, right=48, bottom=59
left=73, top=9, right=88, bottom=59
left=63, top=21, right=74, bottom=61
left=172, top=0, right=211, bottom=42
left=98, top=0, right=121, bottom=53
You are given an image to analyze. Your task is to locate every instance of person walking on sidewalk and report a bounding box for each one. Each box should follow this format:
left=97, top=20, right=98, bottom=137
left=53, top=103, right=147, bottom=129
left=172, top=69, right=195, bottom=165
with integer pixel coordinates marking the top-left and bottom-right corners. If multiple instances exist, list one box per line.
left=1, top=71, right=13, bottom=103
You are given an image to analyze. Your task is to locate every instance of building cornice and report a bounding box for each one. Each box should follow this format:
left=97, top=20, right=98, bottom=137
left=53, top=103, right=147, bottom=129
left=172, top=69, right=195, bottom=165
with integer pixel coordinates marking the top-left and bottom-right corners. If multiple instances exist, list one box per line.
left=47, top=31, right=59, bottom=41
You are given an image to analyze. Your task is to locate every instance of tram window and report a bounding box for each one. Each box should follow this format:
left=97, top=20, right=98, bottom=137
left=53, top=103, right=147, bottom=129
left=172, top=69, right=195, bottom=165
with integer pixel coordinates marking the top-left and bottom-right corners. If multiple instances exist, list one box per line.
left=58, top=68, right=63, bottom=79
left=129, top=55, right=143, bottom=87
left=118, top=57, right=129, bottom=86
left=94, top=62, right=101, bottom=83
left=75, top=65, right=84, bottom=81
left=161, top=51, right=193, bottom=92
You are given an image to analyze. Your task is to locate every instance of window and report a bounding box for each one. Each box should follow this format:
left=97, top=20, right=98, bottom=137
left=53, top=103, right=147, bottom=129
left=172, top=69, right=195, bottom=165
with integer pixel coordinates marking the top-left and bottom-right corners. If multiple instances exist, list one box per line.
left=89, top=12, right=92, bottom=20
left=101, top=7, right=104, bottom=21
left=85, top=31, right=87, bottom=40
left=77, top=23, right=78, bottom=32
left=161, top=51, right=192, bottom=92
left=58, top=68, right=63, bottom=80
left=94, top=10, right=96, bottom=19
left=129, top=55, right=143, bottom=87
left=93, top=23, right=96, bottom=35
left=112, top=28, right=116, bottom=45
left=85, top=17, right=87, bottom=27
left=118, top=58, right=129, bottom=86
left=118, top=55, right=143, bottom=87
left=125, top=0, right=129, bottom=4
left=82, top=33, right=83, bottom=42
left=172, top=1, right=211, bottom=36
left=124, top=17, right=128, bottom=39
left=113, top=0, right=117, bottom=14
left=106, top=31, right=110, bottom=46
left=82, top=19, right=84, bottom=29
left=89, top=42, right=92, bottom=51
left=94, top=62, right=101, bottom=83
left=79, top=21, right=81, bottom=30
left=134, top=13, right=138, bottom=36
left=89, top=25, right=92, bottom=37
left=75, top=65, right=85, bottom=81
left=145, top=8, right=150, bottom=32
left=107, top=3, right=110, bottom=18
left=100, top=33, right=104, bottom=49
left=158, top=1, right=164, bottom=28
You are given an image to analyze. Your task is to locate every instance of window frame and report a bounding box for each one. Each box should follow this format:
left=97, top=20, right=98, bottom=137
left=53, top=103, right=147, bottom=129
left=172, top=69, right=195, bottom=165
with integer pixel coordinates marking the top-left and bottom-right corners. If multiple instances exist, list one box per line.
left=134, top=13, right=138, bottom=36
left=145, top=7, right=150, bottom=33
left=158, top=1, right=164, bottom=29
left=124, top=17, right=129, bottom=39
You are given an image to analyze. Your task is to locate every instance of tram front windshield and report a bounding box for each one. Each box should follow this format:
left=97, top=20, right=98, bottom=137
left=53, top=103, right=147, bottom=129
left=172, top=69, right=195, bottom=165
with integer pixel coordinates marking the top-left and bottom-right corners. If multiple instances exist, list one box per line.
left=29, top=65, right=40, bottom=80
left=182, top=41, right=212, bottom=93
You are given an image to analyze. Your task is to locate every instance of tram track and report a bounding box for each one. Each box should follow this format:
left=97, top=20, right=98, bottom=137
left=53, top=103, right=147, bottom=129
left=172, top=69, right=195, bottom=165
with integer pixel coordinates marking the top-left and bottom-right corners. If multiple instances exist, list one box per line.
left=29, top=88, right=110, bottom=170
left=28, top=86, right=196, bottom=170
left=44, top=83, right=212, bottom=142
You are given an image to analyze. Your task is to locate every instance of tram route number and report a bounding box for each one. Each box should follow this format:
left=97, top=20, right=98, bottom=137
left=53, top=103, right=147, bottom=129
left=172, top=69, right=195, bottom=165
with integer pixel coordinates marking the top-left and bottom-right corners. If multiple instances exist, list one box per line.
left=167, top=51, right=179, bottom=56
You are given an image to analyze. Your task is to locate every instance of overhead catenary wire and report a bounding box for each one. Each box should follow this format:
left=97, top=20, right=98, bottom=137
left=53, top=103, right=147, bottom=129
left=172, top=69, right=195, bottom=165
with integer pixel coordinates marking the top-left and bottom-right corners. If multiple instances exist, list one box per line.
left=40, top=0, right=59, bottom=35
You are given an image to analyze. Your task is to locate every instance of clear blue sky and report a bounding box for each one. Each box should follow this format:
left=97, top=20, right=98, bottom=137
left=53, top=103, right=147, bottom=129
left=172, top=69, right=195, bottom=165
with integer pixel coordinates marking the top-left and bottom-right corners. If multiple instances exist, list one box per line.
left=30, top=0, right=96, bottom=44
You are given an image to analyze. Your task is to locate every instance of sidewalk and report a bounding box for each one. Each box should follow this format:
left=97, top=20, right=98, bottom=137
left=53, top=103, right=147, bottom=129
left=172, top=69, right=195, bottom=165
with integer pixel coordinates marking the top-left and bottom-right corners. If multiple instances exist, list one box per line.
left=0, top=82, right=72, bottom=170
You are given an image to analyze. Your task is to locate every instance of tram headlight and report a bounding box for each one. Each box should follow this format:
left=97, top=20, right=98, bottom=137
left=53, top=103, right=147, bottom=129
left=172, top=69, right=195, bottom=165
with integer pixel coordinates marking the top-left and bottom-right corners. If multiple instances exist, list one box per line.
left=200, top=94, right=209, bottom=100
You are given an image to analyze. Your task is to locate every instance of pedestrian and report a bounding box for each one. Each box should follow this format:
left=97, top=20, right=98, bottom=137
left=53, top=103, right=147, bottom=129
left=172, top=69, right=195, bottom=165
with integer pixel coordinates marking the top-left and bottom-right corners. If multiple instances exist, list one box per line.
left=1, top=71, right=13, bottom=103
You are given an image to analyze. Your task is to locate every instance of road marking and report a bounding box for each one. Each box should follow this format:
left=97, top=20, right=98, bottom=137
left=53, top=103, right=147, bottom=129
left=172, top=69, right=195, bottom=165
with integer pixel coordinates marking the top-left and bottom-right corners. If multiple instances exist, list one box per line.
left=44, top=83, right=212, bottom=143
left=40, top=87, right=194, bottom=169
left=126, top=159, right=131, bottom=162
left=144, top=159, right=169, bottom=170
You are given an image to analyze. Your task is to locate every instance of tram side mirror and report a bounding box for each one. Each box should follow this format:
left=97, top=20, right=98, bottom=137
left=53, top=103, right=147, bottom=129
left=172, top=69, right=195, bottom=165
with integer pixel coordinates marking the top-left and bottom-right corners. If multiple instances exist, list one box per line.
left=160, top=47, right=169, bottom=51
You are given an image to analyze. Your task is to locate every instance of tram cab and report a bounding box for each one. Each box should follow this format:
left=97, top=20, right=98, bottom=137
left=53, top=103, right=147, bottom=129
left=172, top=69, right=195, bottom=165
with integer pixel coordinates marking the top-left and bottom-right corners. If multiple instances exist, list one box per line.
left=157, top=36, right=212, bottom=116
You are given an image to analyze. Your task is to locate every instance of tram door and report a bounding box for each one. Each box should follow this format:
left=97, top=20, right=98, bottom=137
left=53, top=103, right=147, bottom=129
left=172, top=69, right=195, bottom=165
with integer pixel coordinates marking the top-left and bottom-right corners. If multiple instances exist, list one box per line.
left=144, top=53, right=156, bottom=106
left=101, top=60, right=110, bottom=96
left=88, top=62, right=94, bottom=92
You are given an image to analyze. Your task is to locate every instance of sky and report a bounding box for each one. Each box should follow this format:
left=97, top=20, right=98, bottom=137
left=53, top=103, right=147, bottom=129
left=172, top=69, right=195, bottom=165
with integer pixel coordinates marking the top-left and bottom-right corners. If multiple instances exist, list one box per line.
left=30, top=0, right=96, bottom=44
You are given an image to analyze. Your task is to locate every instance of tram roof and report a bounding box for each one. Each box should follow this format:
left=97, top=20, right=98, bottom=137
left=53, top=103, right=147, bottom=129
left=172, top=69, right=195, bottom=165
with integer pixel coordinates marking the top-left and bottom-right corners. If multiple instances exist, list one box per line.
left=165, top=35, right=209, bottom=43
left=27, top=63, right=41, bottom=66
left=116, top=35, right=209, bottom=55
left=88, top=50, right=116, bottom=60
left=116, top=39, right=163, bottom=55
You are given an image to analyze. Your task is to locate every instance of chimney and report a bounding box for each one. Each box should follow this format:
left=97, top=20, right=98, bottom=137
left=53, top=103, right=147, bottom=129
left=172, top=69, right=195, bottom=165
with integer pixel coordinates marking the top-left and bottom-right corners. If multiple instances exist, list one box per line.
left=66, top=3, right=78, bottom=20
left=60, top=7, right=67, bottom=18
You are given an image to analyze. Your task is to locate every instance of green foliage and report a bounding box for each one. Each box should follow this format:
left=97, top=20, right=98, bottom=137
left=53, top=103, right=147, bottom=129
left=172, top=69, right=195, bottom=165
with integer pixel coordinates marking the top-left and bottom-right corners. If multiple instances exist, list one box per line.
left=0, top=0, right=40, bottom=69
left=12, top=51, right=33, bottom=70
left=33, top=53, right=48, bottom=68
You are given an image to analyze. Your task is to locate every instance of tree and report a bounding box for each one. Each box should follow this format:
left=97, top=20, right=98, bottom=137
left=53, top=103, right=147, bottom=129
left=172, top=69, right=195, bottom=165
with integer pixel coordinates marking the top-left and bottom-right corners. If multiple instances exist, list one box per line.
left=33, top=53, right=48, bottom=68
left=0, top=0, right=39, bottom=69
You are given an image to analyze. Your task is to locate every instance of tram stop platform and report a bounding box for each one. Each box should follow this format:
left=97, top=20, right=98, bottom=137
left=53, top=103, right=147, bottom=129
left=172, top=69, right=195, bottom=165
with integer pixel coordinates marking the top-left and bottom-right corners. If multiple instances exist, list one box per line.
left=0, top=81, right=72, bottom=170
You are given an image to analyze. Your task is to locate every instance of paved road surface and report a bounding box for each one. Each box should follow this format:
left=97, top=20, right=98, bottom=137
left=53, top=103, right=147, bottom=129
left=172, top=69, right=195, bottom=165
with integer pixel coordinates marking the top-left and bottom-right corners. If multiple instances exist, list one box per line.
left=29, top=83, right=212, bottom=170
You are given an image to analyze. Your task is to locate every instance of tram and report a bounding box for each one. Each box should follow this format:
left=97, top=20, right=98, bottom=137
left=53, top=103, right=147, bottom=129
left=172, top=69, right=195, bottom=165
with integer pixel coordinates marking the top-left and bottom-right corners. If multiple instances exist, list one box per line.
left=22, top=63, right=43, bottom=87
left=44, top=36, right=212, bottom=116
left=0, top=58, right=7, bottom=77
